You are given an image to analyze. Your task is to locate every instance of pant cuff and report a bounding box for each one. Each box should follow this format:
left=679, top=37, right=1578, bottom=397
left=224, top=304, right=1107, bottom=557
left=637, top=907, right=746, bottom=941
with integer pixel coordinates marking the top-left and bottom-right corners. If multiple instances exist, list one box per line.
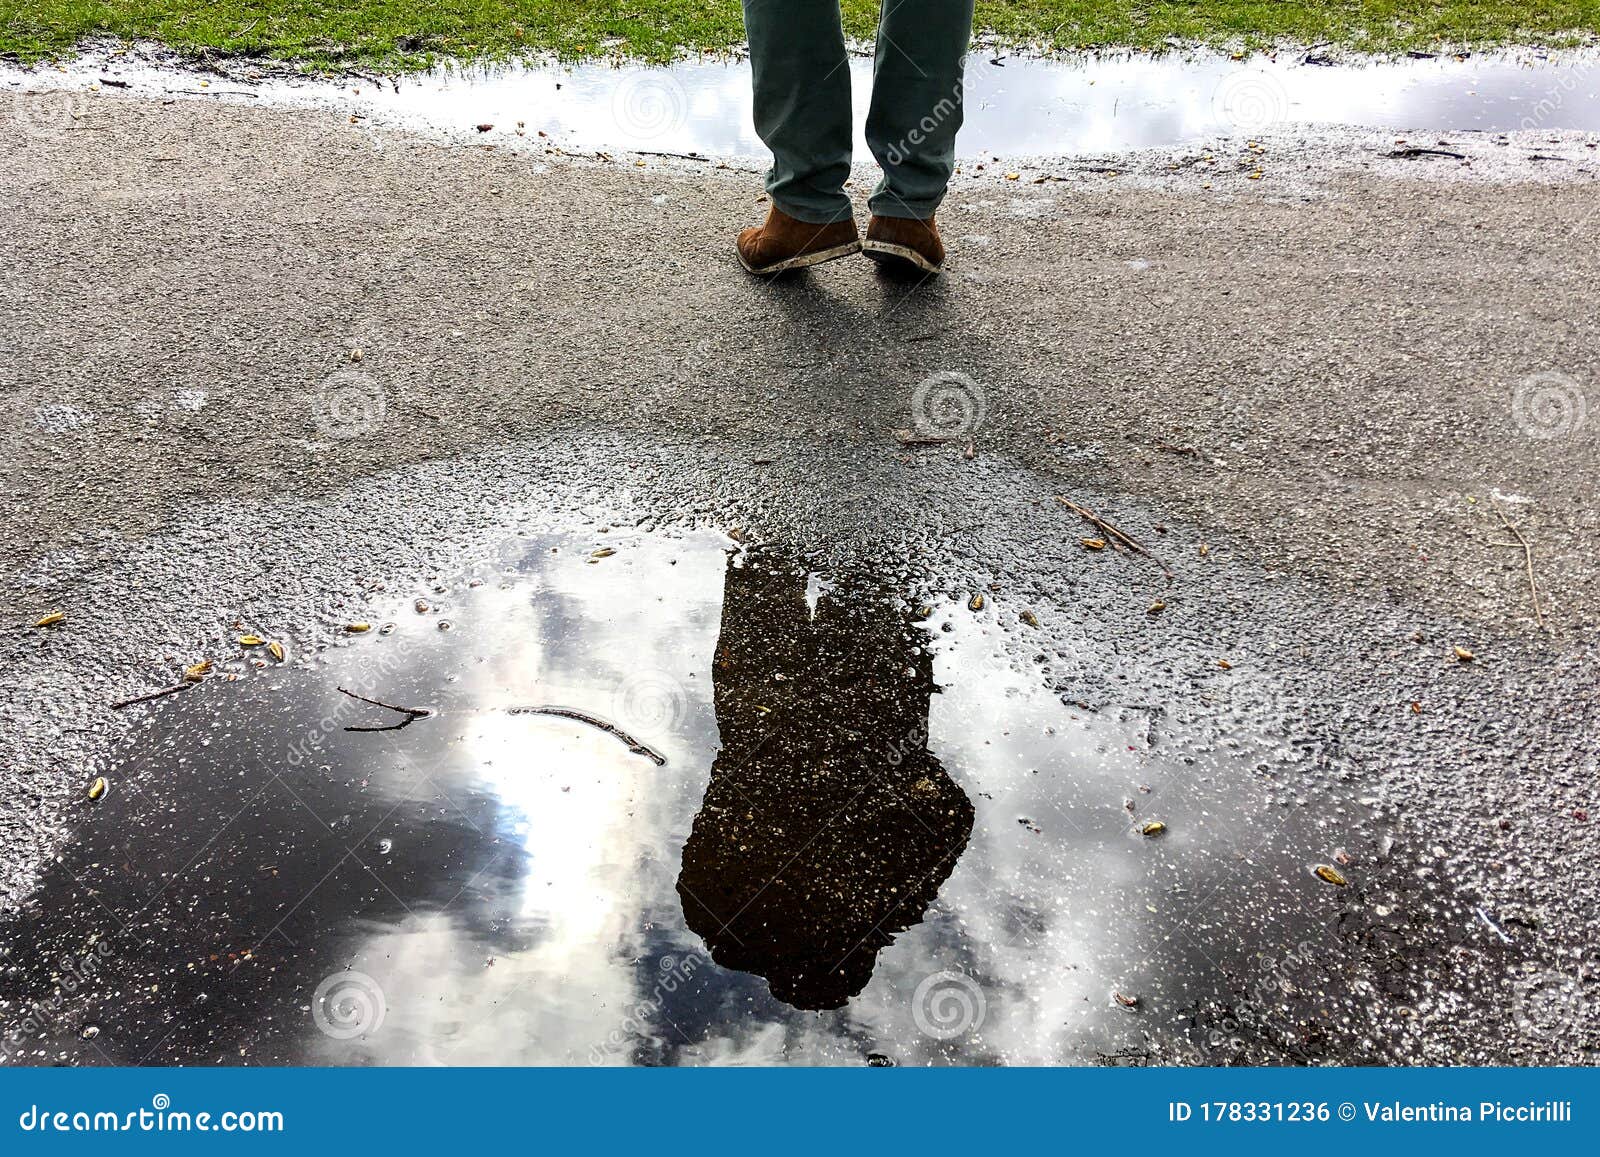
left=867, top=194, right=943, bottom=220
left=770, top=194, right=854, bottom=225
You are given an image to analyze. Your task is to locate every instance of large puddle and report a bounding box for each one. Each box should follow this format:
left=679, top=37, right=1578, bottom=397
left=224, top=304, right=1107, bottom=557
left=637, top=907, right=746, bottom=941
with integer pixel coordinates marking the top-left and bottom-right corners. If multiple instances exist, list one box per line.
left=7, top=47, right=1599, bottom=156
left=0, top=528, right=1470, bottom=1065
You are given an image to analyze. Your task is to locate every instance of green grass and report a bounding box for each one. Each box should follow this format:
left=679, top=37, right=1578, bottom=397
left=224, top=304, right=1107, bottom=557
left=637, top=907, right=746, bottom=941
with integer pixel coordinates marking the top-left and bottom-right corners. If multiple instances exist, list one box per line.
left=1, top=1, right=1597, bottom=70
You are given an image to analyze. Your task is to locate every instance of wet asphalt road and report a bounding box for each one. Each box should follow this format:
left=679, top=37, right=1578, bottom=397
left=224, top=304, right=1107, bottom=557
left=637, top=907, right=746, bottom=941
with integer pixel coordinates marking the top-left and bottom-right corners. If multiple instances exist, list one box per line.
left=1, top=89, right=1597, bottom=1063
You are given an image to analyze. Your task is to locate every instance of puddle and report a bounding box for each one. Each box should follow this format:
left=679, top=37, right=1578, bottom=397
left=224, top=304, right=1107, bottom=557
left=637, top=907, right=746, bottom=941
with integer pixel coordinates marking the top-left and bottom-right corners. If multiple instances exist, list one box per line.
left=7, top=47, right=1600, bottom=157
left=0, top=529, right=1477, bottom=1065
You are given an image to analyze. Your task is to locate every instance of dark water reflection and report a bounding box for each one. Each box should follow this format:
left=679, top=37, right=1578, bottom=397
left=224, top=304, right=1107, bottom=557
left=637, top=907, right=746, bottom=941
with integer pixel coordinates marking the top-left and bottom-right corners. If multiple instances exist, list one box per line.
left=679, top=555, right=972, bottom=1011
left=0, top=530, right=1407, bottom=1066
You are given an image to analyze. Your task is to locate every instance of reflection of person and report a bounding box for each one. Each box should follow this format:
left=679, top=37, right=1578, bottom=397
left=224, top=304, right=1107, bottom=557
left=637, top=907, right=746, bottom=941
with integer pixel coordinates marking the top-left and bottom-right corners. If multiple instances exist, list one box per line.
left=676, top=554, right=973, bottom=1010
left=735, top=0, right=976, bottom=275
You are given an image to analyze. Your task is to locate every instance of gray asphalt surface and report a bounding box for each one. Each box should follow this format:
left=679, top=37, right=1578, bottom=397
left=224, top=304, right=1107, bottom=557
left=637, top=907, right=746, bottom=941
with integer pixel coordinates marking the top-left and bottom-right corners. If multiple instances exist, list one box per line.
left=1, top=88, right=1597, bottom=1062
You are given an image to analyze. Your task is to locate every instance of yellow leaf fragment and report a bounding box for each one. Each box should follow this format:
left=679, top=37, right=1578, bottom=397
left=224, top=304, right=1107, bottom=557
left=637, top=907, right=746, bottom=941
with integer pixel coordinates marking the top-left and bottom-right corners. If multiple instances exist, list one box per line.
left=1140, top=821, right=1166, bottom=837
left=183, top=660, right=212, bottom=683
left=1081, top=538, right=1107, bottom=551
left=968, top=593, right=985, bottom=612
left=34, top=611, right=66, bottom=628
left=1314, top=864, right=1348, bottom=886
left=88, top=777, right=107, bottom=801
left=238, top=635, right=265, bottom=646
left=346, top=622, right=372, bottom=633
left=1453, top=645, right=1475, bottom=663
left=1020, top=610, right=1040, bottom=628
left=268, top=641, right=285, bottom=662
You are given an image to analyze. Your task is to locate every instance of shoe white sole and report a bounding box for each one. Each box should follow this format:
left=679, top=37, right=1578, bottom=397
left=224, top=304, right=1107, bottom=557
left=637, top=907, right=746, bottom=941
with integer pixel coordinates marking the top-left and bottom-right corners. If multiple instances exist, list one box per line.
left=739, top=239, right=862, bottom=275
left=861, top=239, right=942, bottom=275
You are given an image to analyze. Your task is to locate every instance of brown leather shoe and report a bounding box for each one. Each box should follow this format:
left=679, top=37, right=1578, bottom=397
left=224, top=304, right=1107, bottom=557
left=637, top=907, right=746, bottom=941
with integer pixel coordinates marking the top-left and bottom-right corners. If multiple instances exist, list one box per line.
left=862, top=214, right=945, bottom=274
left=737, top=206, right=861, bottom=274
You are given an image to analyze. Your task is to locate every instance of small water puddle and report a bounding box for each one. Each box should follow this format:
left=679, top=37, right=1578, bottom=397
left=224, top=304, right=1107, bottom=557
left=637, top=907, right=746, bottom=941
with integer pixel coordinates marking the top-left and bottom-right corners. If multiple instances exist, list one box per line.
left=8, top=47, right=1599, bottom=157
left=1, top=528, right=1465, bottom=1065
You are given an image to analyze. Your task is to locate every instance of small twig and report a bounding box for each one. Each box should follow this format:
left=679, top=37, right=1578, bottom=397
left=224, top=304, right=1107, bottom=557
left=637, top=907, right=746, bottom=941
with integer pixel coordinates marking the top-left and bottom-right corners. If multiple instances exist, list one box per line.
left=893, top=428, right=955, bottom=447
left=338, top=686, right=432, bottom=732
left=1489, top=505, right=1548, bottom=633
left=509, top=705, right=667, bottom=766
left=633, top=149, right=711, bottom=162
left=1385, top=147, right=1467, bottom=160
left=1057, top=496, right=1174, bottom=583
left=110, top=683, right=191, bottom=709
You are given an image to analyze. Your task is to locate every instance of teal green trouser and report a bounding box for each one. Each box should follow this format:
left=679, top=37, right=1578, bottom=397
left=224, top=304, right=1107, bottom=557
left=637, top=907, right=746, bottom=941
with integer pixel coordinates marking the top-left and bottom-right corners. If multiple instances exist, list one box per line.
left=743, top=0, right=976, bottom=224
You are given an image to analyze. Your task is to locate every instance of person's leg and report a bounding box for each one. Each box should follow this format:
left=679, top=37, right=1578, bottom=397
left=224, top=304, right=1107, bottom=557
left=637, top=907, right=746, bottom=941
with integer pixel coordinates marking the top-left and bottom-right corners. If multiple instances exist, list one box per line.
left=743, top=0, right=855, bottom=224
left=864, top=0, right=976, bottom=220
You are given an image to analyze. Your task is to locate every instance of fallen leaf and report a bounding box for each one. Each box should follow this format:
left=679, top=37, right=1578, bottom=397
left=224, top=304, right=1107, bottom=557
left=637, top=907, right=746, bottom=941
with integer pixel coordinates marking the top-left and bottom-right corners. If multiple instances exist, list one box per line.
left=1314, top=864, right=1348, bottom=886
left=1147, top=599, right=1166, bottom=615
left=1020, top=610, right=1040, bottom=628
left=267, top=641, right=285, bottom=662
left=183, top=660, right=212, bottom=683
left=88, top=777, right=107, bottom=801
left=475, top=123, right=494, bottom=132
left=1140, top=821, right=1166, bottom=837
left=1453, top=645, right=1475, bottom=662
left=1113, top=992, right=1140, bottom=1008
left=238, top=635, right=265, bottom=646
left=1217, top=658, right=1233, bottom=670
left=968, top=593, right=985, bottom=612
left=33, top=611, right=66, bottom=628
left=1081, top=537, right=1107, bottom=551
left=590, top=547, right=616, bottom=559
left=346, top=622, right=372, bottom=634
